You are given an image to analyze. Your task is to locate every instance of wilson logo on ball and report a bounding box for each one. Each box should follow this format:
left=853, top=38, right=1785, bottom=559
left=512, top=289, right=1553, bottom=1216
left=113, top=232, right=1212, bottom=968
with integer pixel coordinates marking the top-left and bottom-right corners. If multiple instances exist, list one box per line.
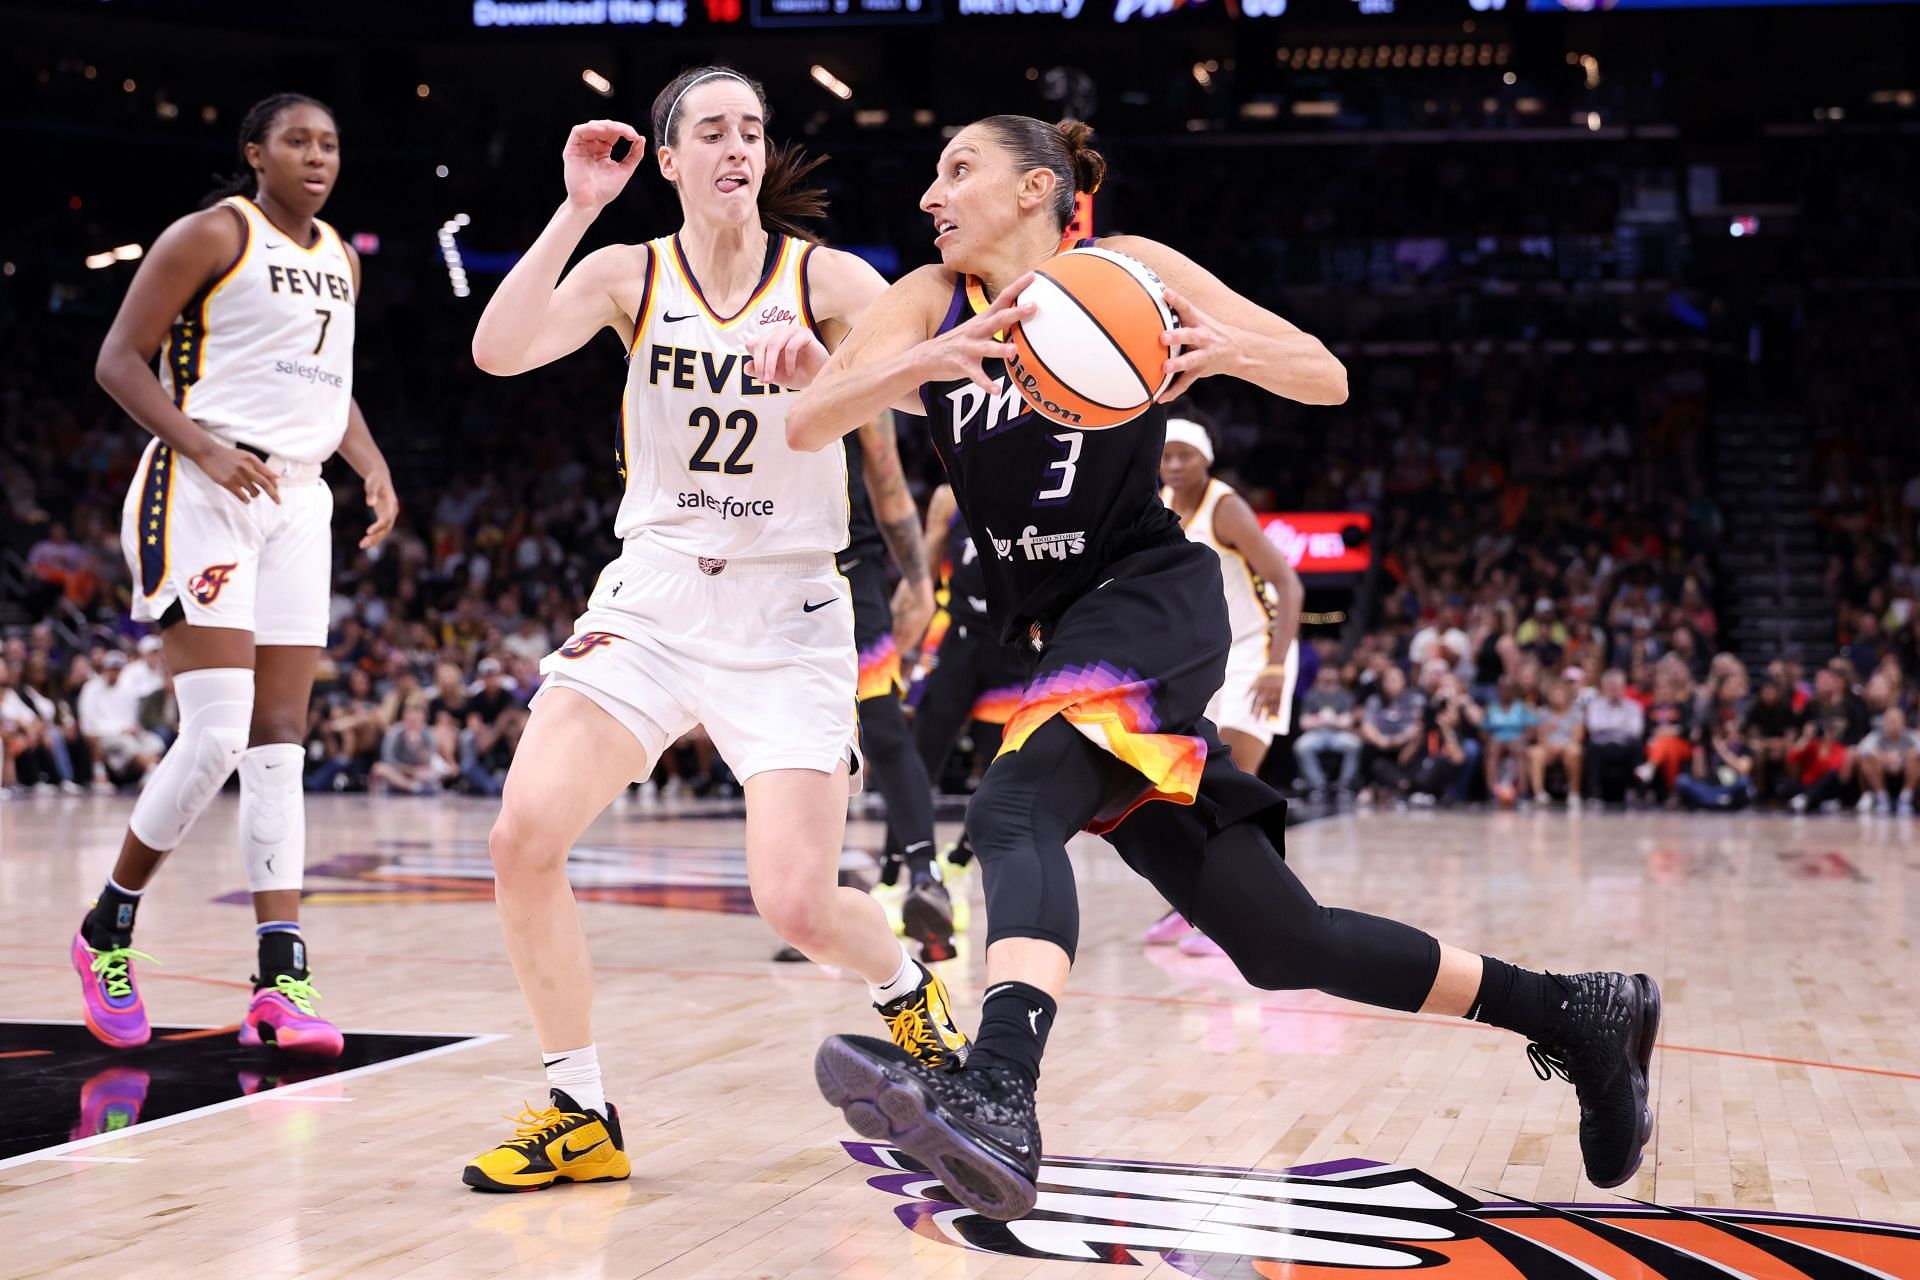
left=1007, top=247, right=1179, bottom=429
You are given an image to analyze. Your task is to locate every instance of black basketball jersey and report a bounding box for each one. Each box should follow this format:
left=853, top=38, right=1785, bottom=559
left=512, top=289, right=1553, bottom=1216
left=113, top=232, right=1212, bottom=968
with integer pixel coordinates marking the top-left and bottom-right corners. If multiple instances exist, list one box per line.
left=920, top=270, right=1182, bottom=645
left=838, top=431, right=885, bottom=570
left=943, top=508, right=992, bottom=626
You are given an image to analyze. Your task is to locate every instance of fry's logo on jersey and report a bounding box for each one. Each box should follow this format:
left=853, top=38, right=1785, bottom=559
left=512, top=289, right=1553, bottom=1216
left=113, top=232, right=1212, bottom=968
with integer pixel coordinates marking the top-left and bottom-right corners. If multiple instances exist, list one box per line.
left=188, top=563, right=237, bottom=605
left=846, top=1146, right=1920, bottom=1277
left=556, top=632, right=618, bottom=659
left=986, top=525, right=1086, bottom=562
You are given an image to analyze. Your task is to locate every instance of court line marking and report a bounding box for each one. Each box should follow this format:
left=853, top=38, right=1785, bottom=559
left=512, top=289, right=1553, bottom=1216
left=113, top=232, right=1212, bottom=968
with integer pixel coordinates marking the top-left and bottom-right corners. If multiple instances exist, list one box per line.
left=40, top=1154, right=143, bottom=1164
left=8, top=950, right=1917, bottom=1085
left=0, top=1022, right=506, bottom=1172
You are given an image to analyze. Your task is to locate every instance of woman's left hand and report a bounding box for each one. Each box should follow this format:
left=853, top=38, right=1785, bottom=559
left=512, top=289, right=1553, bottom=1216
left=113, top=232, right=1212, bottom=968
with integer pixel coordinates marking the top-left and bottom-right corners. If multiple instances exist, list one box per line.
left=360, top=468, right=399, bottom=550
left=1156, top=288, right=1246, bottom=403
left=1250, top=667, right=1291, bottom=719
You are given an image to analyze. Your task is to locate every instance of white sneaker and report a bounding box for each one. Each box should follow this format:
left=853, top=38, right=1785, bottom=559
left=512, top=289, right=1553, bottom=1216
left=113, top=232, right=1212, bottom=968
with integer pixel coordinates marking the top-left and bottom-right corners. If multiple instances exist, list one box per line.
left=1567, top=793, right=1584, bottom=812
left=1901, top=795, right=1915, bottom=816
left=1789, top=793, right=1809, bottom=814
left=1875, top=794, right=1893, bottom=815
left=1858, top=793, right=1878, bottom=815
left=1633, top=762, right=1657, bottom=785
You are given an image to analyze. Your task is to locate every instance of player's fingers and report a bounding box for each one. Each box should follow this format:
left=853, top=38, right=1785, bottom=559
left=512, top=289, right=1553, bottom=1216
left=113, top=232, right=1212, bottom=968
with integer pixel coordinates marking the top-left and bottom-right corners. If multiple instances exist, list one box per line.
left=250, top=462, right=282, bottom=504
left=967, top=363, right=997, bottom=394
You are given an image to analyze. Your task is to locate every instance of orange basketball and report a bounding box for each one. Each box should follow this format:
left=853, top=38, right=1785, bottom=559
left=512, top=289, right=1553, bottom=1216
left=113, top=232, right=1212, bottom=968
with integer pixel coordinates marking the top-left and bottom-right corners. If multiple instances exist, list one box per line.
left=1006, top=247, right=1177, bottom=430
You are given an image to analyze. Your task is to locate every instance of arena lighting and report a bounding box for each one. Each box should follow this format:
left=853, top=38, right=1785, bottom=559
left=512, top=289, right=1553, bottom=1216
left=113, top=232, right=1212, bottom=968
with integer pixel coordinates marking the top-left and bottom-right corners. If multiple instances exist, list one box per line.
left=913, top=108, right=935, bottom=126
left=1504, top=71, right=1517, bottom=84
left=809, top=65, right=852, bottom=101
left=1293, top=100, right=1339, bottom=116
left=1192, top=62, right=1212, bottom=89
left=84, top=244, right=144, bottom=270
left=582, top=68, right=613, bottom=96
left=1581, top=54, right=1601, bottom=89
left=439, top=214, right=472, bottom=299
left=1586, top=111, right=1602, bottom=131
left=122, top=78, right=136, bottom=93
left=854, top=108, right=888, bottom=127
left=435, top=164, right=450, bottom=178
left=416, top=83, right=431, bottom=99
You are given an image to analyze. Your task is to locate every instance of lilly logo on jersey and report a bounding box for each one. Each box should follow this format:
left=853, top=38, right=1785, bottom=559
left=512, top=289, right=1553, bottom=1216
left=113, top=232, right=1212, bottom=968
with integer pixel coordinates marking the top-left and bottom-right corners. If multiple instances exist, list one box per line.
left=188, top=563, right=237, bottom=605
left=756, top=304, right=797, bottom=327
left=556, top=631, right=619, bottom=659
left=986, top=526, right=1086, bottom=562
left=847, top=1145, right=1920, bottom=1277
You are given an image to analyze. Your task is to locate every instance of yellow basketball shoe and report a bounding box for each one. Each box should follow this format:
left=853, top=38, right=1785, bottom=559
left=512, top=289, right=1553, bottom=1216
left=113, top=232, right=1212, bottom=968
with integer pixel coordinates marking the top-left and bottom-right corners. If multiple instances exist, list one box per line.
left=877, top=961, right=971, bottom=1071
left=870, top=878, right=908, bottom=937
left=463, top=1090, right=631, bottom=1193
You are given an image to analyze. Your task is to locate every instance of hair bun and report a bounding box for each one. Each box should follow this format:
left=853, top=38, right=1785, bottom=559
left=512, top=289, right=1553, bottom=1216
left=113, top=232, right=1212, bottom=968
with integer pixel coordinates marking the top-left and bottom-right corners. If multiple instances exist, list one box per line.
left=1056, top=119, right=1106, bottom=195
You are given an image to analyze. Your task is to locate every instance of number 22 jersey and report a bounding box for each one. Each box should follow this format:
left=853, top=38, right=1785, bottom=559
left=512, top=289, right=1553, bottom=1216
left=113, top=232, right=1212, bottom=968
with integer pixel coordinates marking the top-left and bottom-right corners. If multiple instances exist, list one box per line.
left=614, top=232, right=849, bottom=559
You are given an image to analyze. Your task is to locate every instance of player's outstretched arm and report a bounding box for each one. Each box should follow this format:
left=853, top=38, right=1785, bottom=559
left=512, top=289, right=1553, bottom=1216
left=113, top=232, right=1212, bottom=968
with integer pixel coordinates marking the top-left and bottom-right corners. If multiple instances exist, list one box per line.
left=1100, top=235, right=1348, bottom=407
left=472, top=121, right=648, bottom=376
left=786, top=267, right=1034, bottom=453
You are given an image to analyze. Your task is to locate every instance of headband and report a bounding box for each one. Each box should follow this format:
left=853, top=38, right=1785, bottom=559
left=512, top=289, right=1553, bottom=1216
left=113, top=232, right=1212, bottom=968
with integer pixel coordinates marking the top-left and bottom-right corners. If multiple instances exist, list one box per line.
left=1164, top=418, right=1214, bottom=464
left=662, top=70, right=753, bottom=144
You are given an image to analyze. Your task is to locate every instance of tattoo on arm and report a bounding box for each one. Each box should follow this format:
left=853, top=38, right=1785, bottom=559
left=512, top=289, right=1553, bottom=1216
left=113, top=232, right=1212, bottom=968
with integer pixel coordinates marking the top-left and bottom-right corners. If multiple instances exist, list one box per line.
left=881, top=514, right=929, bottom=584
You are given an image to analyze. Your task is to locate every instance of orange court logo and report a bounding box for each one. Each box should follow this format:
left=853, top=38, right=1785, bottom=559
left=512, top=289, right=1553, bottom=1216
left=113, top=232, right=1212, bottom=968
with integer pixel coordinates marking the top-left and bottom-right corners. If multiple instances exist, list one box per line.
left=847, top=1146, right=1920, bottom=1278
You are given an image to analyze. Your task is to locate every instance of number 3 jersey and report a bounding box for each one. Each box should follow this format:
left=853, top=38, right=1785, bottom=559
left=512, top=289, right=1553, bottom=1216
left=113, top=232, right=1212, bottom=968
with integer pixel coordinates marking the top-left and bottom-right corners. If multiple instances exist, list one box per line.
left=615, top=232, right=848, bottom=559
left=159, top=195, right=356, bottom=465
left=921, top=271, right=1183, bottom=646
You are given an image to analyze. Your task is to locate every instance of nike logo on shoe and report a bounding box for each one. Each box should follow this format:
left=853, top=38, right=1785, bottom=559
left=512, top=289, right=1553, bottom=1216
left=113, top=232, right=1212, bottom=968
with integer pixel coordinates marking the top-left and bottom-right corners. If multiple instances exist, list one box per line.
left=662, top=312, right=696, bottom=323
left=560, top=1135, right=607, bottom=1160
left=264, top=241, right=285, bottom=249
left=802, top=599, right=835, bottom=613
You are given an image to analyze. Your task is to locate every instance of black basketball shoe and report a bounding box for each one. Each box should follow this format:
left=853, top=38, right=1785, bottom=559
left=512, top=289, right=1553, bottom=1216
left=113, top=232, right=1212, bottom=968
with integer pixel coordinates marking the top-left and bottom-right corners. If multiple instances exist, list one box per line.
left=902, top=875, right=957, bottom=963
left=1526, top=971, right=1661, bottom=1188
left=816, top=1034, right=1040, bottom=1221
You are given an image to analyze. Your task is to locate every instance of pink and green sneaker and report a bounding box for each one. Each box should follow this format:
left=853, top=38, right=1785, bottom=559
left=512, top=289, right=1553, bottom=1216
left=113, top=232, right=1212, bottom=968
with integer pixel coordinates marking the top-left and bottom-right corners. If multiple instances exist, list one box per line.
left=71, top=931, right=154, bottom=1049
left=240, top=974, right=344, bottom=1058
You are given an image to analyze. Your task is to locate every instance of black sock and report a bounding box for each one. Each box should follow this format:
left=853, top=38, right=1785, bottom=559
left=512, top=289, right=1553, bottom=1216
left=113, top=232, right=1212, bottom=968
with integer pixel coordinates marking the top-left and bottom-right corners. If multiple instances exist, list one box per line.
left=83, top=880, right=143, bottom=949
left=947, top=832, right=975, bottom=868
left=1468, top=956, right=1562, bottom=1042
left=968, top=981, right=1056, bottom=1085
left=904, top=840, right=938, bottom=885
left=256, top=926, right=308, bottom=989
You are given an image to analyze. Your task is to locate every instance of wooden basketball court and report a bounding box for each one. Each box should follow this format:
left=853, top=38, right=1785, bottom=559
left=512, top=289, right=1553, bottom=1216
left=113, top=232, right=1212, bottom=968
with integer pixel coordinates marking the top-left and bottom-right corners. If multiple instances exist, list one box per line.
left=3, top=793, right=1918, bottom=1277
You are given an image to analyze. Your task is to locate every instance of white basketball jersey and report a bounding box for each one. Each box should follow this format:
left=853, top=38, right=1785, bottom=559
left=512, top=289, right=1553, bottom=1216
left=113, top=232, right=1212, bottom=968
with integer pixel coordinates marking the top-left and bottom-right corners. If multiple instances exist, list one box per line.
left=1165, top=478, right=1277, bottom=652
left=614, top=233, right=847, bottom=558
left=159, top=196, right=355, bottom=464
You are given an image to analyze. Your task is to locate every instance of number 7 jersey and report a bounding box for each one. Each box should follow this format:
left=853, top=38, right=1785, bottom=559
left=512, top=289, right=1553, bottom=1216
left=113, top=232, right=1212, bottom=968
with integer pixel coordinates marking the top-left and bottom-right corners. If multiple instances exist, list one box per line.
left=159, top=195, right=356, bottom=464
left=614, top=232, right=849, bottom=559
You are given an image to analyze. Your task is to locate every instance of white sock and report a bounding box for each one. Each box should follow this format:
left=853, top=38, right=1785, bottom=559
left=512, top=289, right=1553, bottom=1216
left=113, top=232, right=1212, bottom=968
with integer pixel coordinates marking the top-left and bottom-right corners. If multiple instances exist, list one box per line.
left=868, top=942, right=921, bottom=1006
left=542, top=1044, right=606, bottom=1116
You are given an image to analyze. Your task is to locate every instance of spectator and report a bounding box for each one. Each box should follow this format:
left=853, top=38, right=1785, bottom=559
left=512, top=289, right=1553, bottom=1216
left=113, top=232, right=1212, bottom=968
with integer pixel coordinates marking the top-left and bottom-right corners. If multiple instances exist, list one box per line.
left=1482, top=676, right=1537, bottom=804
left=1409, top=606, right=1470, bottom=677
left=308, top=668, right=385, bottom=792
left=76, top=650, right=163, bottom=788
left=1788, top=667, right=1870, bottom=813
left=1676, top=720, right=1756, bottom=811
left=455, top=657, right=527, bottom=796
left=1292, top=666, right=1363, bottom=797
left=1359, top=666, right=1425, bottom=803
left=1853, top=706, right=1920, bottom=815
left=1, top=658, right=58, bottom=792
left=1636, top=661, right=1697, bottom=799
left=18, top=652, right=87, bottom=791
left=1583, top=669, right=1647, bottom=803
left=1408, top=690, right=1470, bottom=804
left=1529, top=678, right=1585, bottom=807
left=1743, top=680, right=1800, bottom=800
left=372, top=703, right=448, bottom=795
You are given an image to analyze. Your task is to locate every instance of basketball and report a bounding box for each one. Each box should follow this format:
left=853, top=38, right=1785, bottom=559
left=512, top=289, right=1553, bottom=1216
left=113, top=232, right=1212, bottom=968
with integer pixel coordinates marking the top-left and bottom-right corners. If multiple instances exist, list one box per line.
left=1007, top=247, right=1178, bottom=430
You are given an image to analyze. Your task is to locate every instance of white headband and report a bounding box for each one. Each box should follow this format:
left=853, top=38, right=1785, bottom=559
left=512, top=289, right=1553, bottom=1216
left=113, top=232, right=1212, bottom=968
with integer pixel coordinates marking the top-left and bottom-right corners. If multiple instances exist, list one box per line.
left=662, top=70, right=753, bottom=145
left=1164, top=418, right=1214, bottom=464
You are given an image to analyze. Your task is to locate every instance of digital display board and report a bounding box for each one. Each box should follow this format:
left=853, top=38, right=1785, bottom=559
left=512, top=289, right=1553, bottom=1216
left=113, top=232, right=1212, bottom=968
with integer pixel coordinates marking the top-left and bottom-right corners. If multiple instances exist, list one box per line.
left=1258, top=512, right=1372, bottom=575
left=750, top=0, right=943, bottom=25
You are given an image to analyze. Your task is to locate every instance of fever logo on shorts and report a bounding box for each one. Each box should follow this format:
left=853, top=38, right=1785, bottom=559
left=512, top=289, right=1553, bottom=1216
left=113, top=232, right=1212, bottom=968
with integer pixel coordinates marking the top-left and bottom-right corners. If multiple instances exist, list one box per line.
left=187, top=563, right=237, bottom=605
left=556, top=631, right=618, bottom=659
left=846, top=1146, right=1920, bottom=1277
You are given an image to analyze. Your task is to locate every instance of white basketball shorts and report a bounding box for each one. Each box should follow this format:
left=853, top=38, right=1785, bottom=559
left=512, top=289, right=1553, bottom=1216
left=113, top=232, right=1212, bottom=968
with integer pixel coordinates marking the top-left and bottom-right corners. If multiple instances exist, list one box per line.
left=120, top=438, right=332, bottom=647
left=1206, top=636, right=1300, bottom=745
left=537, top=539, right=862, bottom=788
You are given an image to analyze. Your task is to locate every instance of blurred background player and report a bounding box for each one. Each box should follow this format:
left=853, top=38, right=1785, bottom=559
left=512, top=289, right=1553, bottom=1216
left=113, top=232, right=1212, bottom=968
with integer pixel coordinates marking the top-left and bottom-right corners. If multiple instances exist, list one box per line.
left=1145, top=413, right=1304, bottom=954
left=73, top=92, right=397, bottom=1059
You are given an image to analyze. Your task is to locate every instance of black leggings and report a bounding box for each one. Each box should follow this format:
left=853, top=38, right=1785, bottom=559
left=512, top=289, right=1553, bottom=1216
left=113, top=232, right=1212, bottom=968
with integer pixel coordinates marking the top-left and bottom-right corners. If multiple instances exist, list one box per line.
left=969, top=716, right=1442, bottom=1010
left=914, top=624, right=1017, bottom=782
left=859, top=693, right=936, bottom=876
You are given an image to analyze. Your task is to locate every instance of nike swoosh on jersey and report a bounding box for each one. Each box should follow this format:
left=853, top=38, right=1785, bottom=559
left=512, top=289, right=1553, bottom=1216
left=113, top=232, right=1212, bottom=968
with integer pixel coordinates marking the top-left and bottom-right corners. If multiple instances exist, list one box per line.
left=661, top=312, right=697, bottom=323
left=802, top=599, right=836, bottom=613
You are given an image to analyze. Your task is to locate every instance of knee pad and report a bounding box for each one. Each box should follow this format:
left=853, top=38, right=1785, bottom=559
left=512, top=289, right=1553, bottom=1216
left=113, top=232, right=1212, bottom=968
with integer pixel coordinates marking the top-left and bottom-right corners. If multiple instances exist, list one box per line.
left=240, top=742, right=306, bottom=893
left=128, top=668, right=254, bottom=852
